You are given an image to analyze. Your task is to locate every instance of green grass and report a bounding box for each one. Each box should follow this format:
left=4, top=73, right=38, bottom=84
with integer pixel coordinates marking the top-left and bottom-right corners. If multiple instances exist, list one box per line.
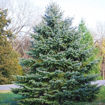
left=0, top=92, right=22, bottom=105
left=96, top=86, right=105, bottom=101
left=0, top=86, right=105, bottom=105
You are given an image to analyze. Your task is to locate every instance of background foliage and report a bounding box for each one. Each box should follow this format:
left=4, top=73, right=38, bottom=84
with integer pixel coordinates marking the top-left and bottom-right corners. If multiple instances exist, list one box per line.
left=0, top=9, right=22, bottom=84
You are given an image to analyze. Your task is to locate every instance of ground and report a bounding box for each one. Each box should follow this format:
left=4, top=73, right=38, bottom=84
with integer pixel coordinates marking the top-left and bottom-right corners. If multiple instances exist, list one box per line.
left=0, top=80, right=105, bottom=105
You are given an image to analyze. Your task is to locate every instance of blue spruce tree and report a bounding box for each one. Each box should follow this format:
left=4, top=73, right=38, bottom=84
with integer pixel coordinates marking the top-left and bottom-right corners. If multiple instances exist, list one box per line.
left=12, top=3, right=100, bottom=105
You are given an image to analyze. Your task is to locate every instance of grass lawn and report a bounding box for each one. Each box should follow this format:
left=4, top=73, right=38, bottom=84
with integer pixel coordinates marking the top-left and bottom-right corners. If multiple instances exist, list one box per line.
left=0, top=92, right=22, bottom=105
left=0, top=86, right=105, bottom=105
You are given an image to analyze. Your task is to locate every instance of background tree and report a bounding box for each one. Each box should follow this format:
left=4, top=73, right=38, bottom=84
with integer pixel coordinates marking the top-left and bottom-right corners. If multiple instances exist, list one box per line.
left=13, top=36, right=31, bottom=58
left=89, top=22, right=105, bottom=79
left=79, top=20, right=101, bottom=79
left=95, top=37, right=105, bottom=79
left=0, top=9, right=22, bottom=84
left=0, top=0, right=40, bottom=58
left=0, top=0, right=40, bottom=36
left=13, top=3, right=100, bottom=105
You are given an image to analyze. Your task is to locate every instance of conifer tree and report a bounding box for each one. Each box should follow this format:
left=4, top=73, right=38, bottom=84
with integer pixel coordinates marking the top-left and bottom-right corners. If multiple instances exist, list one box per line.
left=0, top=9, right=22, bottom=84
left=13, top=3, right=100, bottom=105
left=79, top=20, right=101, bottom=78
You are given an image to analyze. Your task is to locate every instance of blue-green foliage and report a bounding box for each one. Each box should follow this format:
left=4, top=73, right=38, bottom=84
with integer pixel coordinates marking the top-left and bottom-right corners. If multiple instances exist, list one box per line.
left=12, top=3, right=100, bottom=105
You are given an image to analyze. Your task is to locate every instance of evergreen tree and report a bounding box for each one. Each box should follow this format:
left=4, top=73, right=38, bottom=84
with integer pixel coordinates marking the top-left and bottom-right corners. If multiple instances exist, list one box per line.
left=13, top=3, right=100, bottom=105
left=79, top=20, right=101, bottom=78
left=79, top=20, right=93, bottom=46
left=0, top=9, right=22, bottom=84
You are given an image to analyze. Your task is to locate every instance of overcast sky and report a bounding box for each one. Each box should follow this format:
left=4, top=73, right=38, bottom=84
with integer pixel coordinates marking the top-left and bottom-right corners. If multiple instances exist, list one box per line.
left=29, top=0, right=105, bottom=31
left=0, top=0, right=105, bottom=34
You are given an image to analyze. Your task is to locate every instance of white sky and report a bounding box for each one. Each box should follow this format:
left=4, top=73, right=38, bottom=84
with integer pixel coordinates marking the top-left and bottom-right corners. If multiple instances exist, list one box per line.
left=30, top=0, right=105, bottom=31
left=0, top=0, right=104, bottom=36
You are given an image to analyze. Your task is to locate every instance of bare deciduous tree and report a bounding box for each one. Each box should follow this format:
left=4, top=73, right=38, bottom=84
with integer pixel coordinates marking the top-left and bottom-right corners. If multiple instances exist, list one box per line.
left=0, top=0, right=41, bottom=58
left=0, top=0, right=41, bottom=36
left=93, top=22, right=105, bottom=79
